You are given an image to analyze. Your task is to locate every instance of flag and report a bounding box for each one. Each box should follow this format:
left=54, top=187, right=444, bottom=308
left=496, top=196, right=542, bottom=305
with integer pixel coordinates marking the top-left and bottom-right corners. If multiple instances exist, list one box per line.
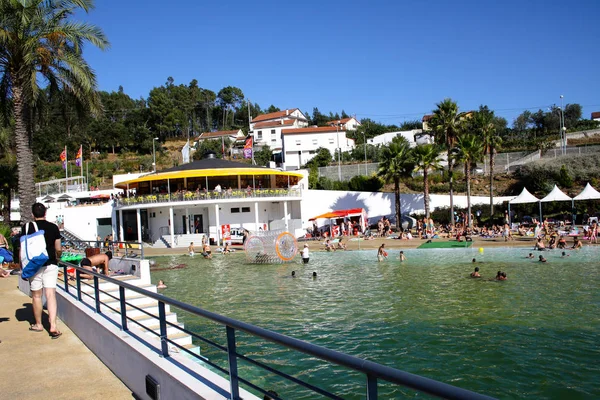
left=75, top=145, right=82, bottom=167
left=243, top=136, right=253, bottom=159
left=60, top=147, right=67, bottom=170
left=181, top=139, right=190, bottom=163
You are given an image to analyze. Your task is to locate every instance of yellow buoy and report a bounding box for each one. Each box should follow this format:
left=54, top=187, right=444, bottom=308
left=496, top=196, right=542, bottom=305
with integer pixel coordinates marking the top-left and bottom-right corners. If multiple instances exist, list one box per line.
left=479, top=247, right=484, bottom=254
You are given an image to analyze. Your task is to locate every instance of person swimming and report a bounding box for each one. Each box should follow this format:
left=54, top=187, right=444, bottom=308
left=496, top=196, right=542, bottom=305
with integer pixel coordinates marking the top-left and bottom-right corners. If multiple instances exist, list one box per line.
left=399, top=251, right=406, bottom=262
left=526, top=253, right=534, bottom=259
left=312, top=271, right=317, bottom=279
left=539, top=255, right=547, bottom=262
left=470, top=267, right=481, bottom=278
left=561, top=251, right=570, bottom=257
left=291, top=271, right=296, bottom=278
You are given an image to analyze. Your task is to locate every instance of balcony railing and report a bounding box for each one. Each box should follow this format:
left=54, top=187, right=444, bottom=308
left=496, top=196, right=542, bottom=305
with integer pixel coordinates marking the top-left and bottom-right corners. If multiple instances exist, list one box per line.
left=115, top=188, right=302, bottom=207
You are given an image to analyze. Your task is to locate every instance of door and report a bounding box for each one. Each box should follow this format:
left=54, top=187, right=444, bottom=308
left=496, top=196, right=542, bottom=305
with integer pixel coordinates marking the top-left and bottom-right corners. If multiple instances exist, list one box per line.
left=193, top=215, right=204, bottom=233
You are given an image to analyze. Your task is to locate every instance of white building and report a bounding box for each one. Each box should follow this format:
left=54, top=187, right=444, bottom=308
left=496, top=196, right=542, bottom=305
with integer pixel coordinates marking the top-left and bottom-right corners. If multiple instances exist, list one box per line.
left=281, top=126, right=355, bottom=170
left=592, top=111, right=600, bottom=122
left=250, top=109, right=309, bottom=153
left=327, top=117, right=361, bottom=131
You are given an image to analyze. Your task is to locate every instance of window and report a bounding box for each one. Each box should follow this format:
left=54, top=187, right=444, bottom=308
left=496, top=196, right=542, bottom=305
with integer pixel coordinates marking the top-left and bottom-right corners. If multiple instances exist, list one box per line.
left=271, top=137, right=276, bottom=142
left=312, top=139, right=318, bottom=145
left=241, top=207, right=251, bottom=213
left=271, top=129, right=276, bottom=136
left=231, top=208, right=240, bottom=213
left=296, top=140, right=301, bottom=146
left=257, top=131, right=262, bottom=140
left=329, top=138, right=335, bottom=144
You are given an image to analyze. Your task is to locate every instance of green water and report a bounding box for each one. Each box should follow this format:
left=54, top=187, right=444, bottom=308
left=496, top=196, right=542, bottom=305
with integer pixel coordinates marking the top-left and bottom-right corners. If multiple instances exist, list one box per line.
left=151, top=247, right=600, bottom=399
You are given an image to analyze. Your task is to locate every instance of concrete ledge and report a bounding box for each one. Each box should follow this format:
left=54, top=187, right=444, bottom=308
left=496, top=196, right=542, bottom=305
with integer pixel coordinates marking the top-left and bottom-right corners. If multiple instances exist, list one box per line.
left=56, top=286, right=258, bottom=400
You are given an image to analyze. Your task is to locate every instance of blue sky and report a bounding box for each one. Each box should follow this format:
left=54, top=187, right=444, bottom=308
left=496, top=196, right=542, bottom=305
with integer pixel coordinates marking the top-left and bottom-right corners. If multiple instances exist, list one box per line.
left=80, top=0, right=600, bottom=125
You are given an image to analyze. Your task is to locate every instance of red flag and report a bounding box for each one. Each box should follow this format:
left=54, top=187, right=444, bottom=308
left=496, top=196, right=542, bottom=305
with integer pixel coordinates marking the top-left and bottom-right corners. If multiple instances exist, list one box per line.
left=59, top=147, right=66, bottom=162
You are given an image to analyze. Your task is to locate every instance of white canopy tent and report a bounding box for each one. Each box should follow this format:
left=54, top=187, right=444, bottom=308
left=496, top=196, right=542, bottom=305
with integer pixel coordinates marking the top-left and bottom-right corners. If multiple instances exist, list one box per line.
left=539, top=185, right=572, bottom=222
left=573, top=183, right=600, bottom=201
left=508, top=188, right=541, bottom=224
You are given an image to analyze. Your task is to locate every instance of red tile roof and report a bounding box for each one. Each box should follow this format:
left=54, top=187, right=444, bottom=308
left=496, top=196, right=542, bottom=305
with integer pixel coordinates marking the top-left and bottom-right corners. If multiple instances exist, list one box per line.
left=422, top=114, right=434, bottom=121
left=282, top=126, right=342, bottom=135
left=592, top=111, right=600, bottom=119
left=200, top=130, right=241, bottom=139
left=252, top=119, right=295, bottom=129
left=252, top=108, right=300, bottom=123
left=326, top=117, right=355, bottom=125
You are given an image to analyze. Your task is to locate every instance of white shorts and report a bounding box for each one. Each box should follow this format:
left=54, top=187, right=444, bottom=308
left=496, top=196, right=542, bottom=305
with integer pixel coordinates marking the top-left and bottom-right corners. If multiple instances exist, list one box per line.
left=30, top=264, right=59, bottom=291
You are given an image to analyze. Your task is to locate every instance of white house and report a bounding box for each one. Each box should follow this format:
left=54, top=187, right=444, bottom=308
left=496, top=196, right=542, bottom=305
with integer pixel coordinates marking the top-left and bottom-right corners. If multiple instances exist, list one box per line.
left=592, top=111, right=600, bottom=121
left=327, top=117, right=361, bottom=131
left=250, top=109, right=309, bottom=152
left=281, top=126, right=355, bottom=170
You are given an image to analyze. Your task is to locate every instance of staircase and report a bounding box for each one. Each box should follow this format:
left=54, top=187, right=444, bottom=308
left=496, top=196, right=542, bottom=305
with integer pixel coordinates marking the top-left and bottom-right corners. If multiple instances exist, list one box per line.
left=61, top=229, right=88, bottom=250
left=77, top=272, right=200, bottom=358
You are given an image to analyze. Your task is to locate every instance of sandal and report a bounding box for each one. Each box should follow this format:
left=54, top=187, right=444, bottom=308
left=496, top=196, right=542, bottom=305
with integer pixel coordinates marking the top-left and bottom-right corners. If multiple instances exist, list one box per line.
left=29, top=325, right=44, bottom=332
left=49, top=331, right=62, bottom=339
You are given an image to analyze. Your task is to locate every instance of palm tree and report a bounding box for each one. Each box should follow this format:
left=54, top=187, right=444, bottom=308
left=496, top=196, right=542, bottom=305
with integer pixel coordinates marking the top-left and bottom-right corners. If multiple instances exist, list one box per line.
left=454, top=134, right=484, bottom=228
left=377, top=137, right=412, bottom=230
left=428, top=99, right=466, bottom=227
left=412, top=144, right=442, bottom=219
left=473, top=106, right=503, bottom=216
left=0, top=0, right=109, bottom=222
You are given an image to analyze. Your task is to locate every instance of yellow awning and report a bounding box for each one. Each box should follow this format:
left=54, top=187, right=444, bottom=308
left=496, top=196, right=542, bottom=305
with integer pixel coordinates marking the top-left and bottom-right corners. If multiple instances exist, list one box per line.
left=115, top=168, right=304, bottom=189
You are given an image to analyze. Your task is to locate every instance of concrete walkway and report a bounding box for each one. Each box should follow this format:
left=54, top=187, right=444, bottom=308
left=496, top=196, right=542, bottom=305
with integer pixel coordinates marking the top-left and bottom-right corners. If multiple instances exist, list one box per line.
left=0, top=275, right=133, bottom=400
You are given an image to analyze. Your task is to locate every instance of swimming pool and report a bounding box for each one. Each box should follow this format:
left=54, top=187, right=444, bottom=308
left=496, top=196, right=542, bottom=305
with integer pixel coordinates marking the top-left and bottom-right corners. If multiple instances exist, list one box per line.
left=150, top=246, right=600, bottom=399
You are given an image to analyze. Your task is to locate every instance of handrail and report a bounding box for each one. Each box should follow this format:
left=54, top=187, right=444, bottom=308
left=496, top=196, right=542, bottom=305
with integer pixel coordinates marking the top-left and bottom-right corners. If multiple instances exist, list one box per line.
left=62, top=240, right=144, bottom=259
left=58, top=261, right=496, bottom=400
left=114, top=188, right=302, bottom=208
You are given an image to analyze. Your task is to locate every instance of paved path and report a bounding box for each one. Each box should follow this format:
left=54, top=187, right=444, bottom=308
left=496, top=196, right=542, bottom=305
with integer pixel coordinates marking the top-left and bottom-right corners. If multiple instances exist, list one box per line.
left=0, top=275, right=133, bottom=400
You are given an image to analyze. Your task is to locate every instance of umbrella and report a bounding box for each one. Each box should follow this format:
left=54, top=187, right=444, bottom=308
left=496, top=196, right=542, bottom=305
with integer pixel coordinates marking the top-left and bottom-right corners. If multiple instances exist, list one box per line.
left=41, top=195, right=55, bottom=203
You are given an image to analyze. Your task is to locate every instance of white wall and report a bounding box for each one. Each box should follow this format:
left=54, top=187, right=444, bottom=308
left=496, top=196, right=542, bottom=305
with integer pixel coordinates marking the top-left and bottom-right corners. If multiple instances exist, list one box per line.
left=367, top=130, right=422, bottom=147
left=300, top=189, right=514, bottom=229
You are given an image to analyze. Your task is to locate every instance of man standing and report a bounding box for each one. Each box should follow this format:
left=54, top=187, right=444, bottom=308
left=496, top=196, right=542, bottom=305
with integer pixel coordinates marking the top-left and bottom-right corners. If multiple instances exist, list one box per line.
left=24, top=203, right=62, bottom=339
left=301, top=244, right=310, bottom=264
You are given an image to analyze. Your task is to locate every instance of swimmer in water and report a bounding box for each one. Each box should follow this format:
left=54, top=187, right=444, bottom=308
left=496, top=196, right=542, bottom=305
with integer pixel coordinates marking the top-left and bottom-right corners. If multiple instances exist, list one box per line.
left=472, top=258, right=477, bottom=263
left=526, top=253, right=534, bottom=259
left=188, top=242, right=195, bottom=256
left=539, top=255, right=547, bottom=263
left=399, top=251, right=406, bottom=262
left=561, top=251, right=569, bottom=257
left=470, top=267, right=481, bottom=278
left=202, top=242, right=212, bottom=259
left=312, top=271, right=317, bottom=279
left=377, top=244, right=387, bottom=262
left=291, top=271, right=296, bottom=278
